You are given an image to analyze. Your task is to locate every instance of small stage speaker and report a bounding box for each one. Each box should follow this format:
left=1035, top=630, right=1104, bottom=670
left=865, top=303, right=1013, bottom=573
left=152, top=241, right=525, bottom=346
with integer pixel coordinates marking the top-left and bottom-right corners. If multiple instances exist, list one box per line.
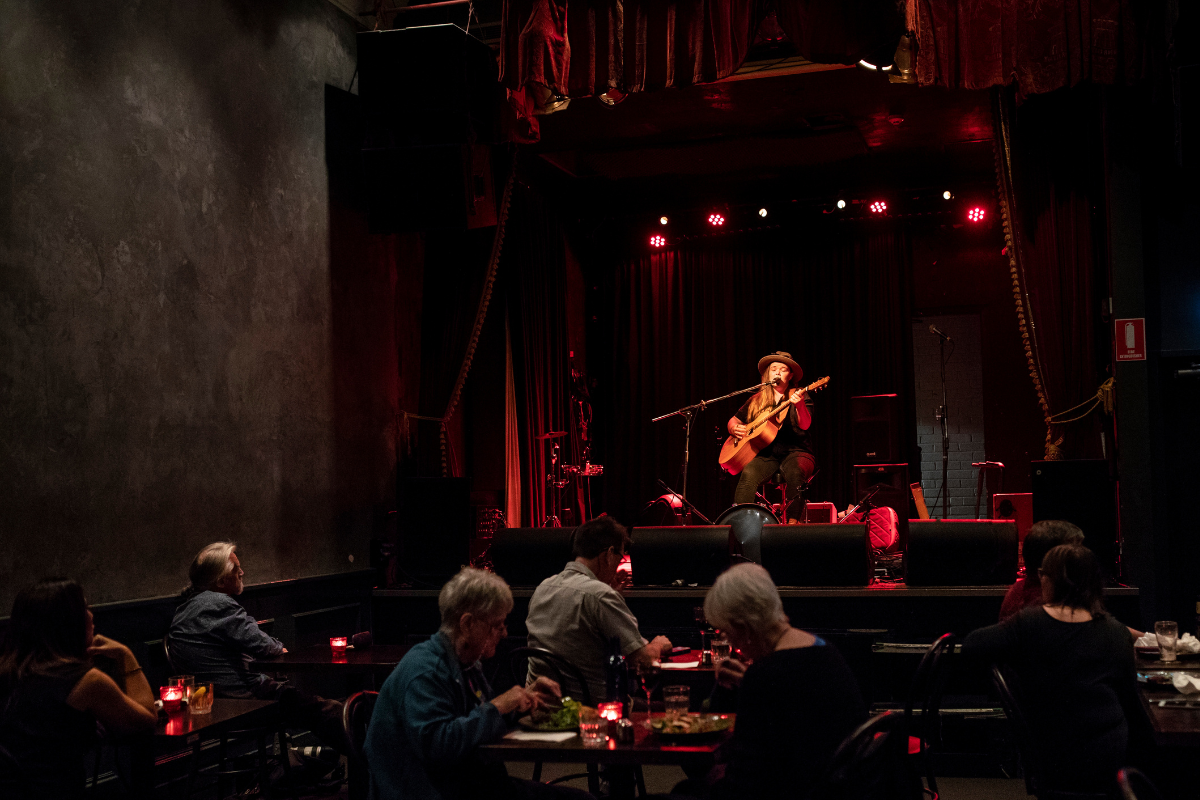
left=992, top=493, right=1033, bottom=544
left=630, top=527, right=733, bottom=587
left=760, top=523, right=872, bottom=587
left=851, top=394, right=901, bottom=464
left=904, top=520, right=1019, bottom=586
left=489, top=527, right=575, bottom=587
left=1032, top=459, right=1117, bottom=577
left=398, top=478, right=471, bottom=584
left=852, top=463, right=911, bottom=549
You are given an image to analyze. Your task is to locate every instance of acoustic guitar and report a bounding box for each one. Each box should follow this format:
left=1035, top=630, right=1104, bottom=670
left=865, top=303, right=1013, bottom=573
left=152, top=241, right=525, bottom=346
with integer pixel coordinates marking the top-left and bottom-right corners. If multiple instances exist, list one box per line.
left=718, top=377, right=830, bottom=475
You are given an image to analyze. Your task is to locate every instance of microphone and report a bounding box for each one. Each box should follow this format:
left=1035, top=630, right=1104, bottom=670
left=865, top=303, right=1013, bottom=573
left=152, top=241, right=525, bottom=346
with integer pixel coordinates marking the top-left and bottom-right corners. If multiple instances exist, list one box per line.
left=929, top=325, right=952, bottom=341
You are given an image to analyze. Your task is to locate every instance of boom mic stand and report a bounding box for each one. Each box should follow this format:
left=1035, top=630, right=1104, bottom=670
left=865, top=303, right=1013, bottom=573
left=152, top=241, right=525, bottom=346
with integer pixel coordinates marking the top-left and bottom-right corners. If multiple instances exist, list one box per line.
left=652, top=380, right=775, bottom=524
left=656, top=479, right=712, bottom=525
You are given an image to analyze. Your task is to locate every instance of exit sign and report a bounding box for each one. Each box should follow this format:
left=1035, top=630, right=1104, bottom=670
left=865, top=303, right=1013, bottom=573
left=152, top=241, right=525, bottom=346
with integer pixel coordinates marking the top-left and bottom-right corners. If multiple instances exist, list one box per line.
left=1114, top=318, right=1146, bottom=361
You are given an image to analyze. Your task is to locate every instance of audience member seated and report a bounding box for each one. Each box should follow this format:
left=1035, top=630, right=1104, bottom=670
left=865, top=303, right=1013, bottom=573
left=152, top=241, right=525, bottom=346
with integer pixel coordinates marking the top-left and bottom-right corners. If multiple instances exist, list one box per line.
left=963, top=543, right=1152, bottom=795
left=0, top=579, right=156, bottom=800
left=364, top=567, right=590, bottom=800
left=999, top=519, right=1085, bottom=621
left=169, top=541, right=347, bottom=751
left=524, top=516, right=671, bottom=702
left=689, top=564, right=868, bottom=800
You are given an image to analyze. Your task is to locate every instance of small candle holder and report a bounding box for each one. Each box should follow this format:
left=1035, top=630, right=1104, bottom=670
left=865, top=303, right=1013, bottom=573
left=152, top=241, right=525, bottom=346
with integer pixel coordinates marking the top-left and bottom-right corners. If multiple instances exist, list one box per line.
left=161, top=685, right=184, bottom=712
left=330, top=637, right=348, bottom=658
left=598, top=701, right=623, bottom=721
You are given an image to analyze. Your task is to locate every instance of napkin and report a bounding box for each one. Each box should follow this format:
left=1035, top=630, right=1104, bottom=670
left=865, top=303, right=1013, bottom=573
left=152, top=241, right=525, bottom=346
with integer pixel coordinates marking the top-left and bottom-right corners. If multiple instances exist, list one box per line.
left=661, top=661, right=700, bottom=669
left=503, top=730, right=577, bottom=742
left=1172, top=673, right=1200, bottom=694
left=1136, top=632, right=1200, bottom=654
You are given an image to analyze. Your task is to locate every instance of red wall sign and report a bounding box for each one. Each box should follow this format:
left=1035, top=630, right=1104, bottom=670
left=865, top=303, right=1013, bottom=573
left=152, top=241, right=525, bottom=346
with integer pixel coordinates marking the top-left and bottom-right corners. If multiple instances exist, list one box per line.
left=1114, top=317, right=1146, bottom=361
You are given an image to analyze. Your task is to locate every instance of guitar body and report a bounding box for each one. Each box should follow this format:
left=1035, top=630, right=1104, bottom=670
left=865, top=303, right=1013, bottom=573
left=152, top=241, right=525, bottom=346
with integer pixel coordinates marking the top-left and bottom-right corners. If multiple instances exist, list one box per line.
left=719, top=377, right=830, bottom=475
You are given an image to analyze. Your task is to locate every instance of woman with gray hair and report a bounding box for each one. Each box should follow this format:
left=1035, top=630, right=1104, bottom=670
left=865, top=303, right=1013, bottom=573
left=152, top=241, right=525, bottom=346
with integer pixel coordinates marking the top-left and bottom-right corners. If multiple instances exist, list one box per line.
left=365, top=567, right=589, bottom=800
left=696, top=564, right=866, bottom=800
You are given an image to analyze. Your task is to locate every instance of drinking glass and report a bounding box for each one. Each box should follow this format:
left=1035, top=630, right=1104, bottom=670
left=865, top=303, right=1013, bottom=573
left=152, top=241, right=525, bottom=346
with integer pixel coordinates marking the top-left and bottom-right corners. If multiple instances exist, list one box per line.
left=636, top=660, right=661, bottom=713
left=579, top=707, right=607, bottom=747
left=664, top=685, right=690, bottom=720
left=710, top=635, right=732, bottom=663
left=168, top=675, right=194, bottom=703
left=1156, top=621, right=1179, bottom=663
left=189, top=682, right=215, bottom=715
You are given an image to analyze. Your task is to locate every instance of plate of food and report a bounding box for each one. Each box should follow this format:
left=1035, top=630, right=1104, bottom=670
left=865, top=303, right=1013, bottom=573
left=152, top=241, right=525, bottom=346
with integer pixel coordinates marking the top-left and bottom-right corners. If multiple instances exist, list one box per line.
left=1137, top=671, right=1178, bottom=686
left=518, top=698, right=586, bottom=732
left=645, top=713, right=734, bottom=740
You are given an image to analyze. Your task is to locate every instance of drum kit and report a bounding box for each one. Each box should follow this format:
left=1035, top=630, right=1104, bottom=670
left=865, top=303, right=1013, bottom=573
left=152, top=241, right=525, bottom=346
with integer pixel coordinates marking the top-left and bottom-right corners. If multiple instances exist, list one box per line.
left=536, top=430, right=604, bottom=527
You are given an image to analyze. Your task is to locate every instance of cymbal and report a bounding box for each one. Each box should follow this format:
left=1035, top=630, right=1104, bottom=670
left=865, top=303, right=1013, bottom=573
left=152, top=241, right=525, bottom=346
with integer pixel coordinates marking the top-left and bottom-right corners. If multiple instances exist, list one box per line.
left=535, top=431, right=567, bottom=440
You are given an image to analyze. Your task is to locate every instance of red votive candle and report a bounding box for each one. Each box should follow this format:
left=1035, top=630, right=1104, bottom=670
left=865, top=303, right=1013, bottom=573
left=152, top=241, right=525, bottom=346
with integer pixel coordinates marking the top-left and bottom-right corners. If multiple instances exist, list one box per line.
left=598, top=701, right=623, bottom=721
left=161, top=685, right=184, bottom=712
left=330, top=637, right=348, bottom=657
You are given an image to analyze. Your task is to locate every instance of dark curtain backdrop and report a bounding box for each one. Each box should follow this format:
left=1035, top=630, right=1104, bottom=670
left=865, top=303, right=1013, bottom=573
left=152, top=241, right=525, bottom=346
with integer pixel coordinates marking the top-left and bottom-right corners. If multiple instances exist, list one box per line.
left=599, top=224, right=916, bottom=525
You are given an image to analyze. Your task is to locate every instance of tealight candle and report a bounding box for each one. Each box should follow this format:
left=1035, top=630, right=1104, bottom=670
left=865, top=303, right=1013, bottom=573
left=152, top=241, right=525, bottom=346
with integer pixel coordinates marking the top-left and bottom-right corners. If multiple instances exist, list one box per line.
left=330, top=637, right=348, bottom=657
left=599, top=701, right=623, bottom=721
left=161, top=685, right=184, bottom=712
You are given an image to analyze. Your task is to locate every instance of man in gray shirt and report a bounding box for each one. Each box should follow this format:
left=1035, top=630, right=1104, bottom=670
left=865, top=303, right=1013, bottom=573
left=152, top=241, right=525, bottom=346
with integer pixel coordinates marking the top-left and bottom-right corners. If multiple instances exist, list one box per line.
left=525, top=517, right=671, bottom=702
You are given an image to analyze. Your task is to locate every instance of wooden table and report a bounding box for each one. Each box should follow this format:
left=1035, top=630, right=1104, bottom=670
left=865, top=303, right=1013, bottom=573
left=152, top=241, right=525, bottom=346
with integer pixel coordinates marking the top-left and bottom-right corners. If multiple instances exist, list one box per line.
left=1135, top=659, right=1200, bottom=748
left=249, top=643, right=409, bottom=676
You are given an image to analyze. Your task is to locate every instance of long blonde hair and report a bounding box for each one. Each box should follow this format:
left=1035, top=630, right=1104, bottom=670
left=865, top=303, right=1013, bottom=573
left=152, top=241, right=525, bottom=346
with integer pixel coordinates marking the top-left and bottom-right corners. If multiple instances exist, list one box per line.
left=746, top=367, right=787, bottom=420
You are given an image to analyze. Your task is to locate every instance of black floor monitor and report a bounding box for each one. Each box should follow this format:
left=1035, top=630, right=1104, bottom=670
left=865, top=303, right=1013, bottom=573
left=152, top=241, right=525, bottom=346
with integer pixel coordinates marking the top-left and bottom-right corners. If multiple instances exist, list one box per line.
left=759, top=524, right=873, bottom=587
left=631, top=526, right=733, bottom=587
left=904, top=520, right=1019, bottom=586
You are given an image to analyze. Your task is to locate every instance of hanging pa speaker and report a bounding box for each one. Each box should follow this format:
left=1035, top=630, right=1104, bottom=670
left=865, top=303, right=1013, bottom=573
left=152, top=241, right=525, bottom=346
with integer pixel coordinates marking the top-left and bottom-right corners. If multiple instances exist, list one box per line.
left=489, top=527, right=576, bottom=587
left=904, top=520, right=1019, bottom=586
left=759, top=524, right=873, bottom=587
left=1032, top=459, right=1117, bottom=577
left=397, top=478, right=472, bottom=583
left=850, top=394, right=902, bottom=464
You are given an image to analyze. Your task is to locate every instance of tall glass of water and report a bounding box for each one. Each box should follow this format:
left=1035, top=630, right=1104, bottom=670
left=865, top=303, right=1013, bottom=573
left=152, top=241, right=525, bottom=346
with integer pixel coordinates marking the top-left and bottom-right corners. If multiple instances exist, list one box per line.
left=1156, top=621, right=1179, bottom=663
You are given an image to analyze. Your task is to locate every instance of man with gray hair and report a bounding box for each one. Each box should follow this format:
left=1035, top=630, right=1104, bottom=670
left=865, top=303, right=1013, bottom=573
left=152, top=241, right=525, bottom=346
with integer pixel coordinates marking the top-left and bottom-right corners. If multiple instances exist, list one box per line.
left=170, top=542, right=347, bottom=751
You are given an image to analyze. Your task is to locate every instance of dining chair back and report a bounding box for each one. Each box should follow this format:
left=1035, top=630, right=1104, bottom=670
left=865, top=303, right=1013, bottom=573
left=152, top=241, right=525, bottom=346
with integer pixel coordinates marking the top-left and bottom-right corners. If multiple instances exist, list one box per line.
left=820, top=710, right=917, bottom=800
left=904, top=633, right=956, bottom=798
left=1117, top=767, right=1165, bottom=800
left=501, top=647, right=594, bottom=707
left=343, top=691, right=379, bottom=764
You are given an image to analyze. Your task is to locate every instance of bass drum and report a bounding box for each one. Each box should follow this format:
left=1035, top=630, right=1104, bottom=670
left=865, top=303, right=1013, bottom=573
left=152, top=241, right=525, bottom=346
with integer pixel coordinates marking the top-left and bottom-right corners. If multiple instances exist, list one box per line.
left=638, top=493, right=685, bottom=527
left=715, top=503, right=779, bottom=564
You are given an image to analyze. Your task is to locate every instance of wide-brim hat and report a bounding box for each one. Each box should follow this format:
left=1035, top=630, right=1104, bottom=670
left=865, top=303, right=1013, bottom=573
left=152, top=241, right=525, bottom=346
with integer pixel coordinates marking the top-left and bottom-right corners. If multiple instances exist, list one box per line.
left=757, top=351, right=802, bottom=381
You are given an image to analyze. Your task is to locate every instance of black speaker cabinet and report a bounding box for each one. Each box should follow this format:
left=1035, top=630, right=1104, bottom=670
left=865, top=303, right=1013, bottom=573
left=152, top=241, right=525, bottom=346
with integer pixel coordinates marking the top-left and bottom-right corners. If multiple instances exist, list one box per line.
left=904, top=520, right=1019, bottom=586
left=630, top=527, right=733, bottom=587
left=852, top=463, right=911, bottom=549
left=1032, top=459, right=1117, bottom=576
left=760, top=523, right=873, bottom=587
left=850, top=394, right=901, bottom=464
left=397, top=477, right=471, bottom=583
left=489, top=527, right=575, bottom=587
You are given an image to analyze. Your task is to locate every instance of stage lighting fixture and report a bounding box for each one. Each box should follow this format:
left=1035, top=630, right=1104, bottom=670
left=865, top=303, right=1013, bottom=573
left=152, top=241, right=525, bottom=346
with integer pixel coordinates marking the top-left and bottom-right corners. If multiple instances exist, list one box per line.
left=836, top=199, right=847, bottom=210
left=659, top=216, right=669, bottom=225
left=869, top=200, right=887, bottom=214
left=758, top=208, right=768, bottom=218
left=707, top=213, right=725, bottom=226
left=649, top=234, right=666, bottom=247
left=967, top=206, right=986, bottom=223
left=942, top=190, right=952, bottom=200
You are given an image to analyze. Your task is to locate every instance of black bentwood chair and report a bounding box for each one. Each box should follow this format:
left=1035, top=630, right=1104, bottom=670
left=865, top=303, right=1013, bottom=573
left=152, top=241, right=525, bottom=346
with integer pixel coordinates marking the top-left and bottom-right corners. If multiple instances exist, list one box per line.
left=1117, top=767, right=1166, bottom=800
left=904, top=633, right=957, bottom=799
left=820, top=710, right=919, bottom=800
left=343, top=691, right=379, bottom=764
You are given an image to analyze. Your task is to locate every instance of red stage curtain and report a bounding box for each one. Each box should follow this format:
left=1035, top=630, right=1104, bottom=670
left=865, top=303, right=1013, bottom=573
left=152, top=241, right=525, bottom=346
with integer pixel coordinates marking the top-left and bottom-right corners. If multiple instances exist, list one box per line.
left=600, top=225, right=916, bottom=523
left=908, top=0, right=1142, bottom=94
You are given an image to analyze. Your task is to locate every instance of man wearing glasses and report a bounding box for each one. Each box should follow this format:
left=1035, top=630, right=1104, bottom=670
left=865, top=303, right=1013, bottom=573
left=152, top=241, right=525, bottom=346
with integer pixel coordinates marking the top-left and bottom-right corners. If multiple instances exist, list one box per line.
left=524, top=516, right=672, bottom=702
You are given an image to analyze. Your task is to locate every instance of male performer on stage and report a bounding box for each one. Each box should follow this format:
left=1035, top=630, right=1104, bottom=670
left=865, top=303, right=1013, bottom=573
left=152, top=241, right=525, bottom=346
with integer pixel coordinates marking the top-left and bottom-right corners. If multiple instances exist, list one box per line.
left=727, top=351, right=815, bottom=523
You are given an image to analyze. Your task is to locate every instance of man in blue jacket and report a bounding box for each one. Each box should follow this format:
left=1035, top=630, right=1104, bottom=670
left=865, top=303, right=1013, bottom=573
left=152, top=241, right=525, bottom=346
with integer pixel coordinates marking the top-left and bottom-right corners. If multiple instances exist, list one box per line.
left=365, top=567, right=589, bottom=800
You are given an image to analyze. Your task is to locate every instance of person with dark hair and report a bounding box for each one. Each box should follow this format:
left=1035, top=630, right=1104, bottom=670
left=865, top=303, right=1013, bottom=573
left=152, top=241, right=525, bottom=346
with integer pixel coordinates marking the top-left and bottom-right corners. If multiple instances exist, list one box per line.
left=169, top=542, right=348, bottom=752
left=0, top=579, right=156, bottom=799
left=999, top=520, right=1086, bottom=621
left=963, top=544, right=1150, bottom=794
left=523, top=516, right=672, bottom=701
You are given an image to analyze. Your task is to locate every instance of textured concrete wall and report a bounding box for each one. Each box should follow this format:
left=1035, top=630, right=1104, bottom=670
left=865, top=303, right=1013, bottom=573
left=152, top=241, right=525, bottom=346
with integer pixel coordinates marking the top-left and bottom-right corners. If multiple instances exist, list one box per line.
left=0, top=0, right=384, bottom=608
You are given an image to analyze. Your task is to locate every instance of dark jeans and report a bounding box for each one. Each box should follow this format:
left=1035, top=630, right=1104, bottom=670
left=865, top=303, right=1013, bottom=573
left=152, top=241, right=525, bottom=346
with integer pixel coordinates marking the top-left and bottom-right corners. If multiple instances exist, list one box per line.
left=241, top=679, right=348, bottom=753
left=732, top=450, right=816, bottom=519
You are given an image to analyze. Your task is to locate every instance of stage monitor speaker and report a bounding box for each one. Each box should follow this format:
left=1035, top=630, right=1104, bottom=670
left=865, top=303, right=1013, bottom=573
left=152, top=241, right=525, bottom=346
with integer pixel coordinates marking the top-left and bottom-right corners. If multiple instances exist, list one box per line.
left=760, top=524, right=872, bottom=587
left=488, top=527, right=575, bottom=587
left=397, top=477, right=471, bottom=583
left=904, top=520, right=1019, bottom=586
left=1032, top=459, right=1117, bottom=576
left=631, top=527, right=733, bottom=587
left=852, top=463, right=911, bottom=549
left=850, top=394, right=901, bottom=464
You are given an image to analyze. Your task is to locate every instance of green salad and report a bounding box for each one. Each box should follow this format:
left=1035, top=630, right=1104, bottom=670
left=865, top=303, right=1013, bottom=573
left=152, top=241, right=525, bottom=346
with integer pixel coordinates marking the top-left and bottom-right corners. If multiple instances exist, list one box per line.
left=536, top=697, right=583, bottom=730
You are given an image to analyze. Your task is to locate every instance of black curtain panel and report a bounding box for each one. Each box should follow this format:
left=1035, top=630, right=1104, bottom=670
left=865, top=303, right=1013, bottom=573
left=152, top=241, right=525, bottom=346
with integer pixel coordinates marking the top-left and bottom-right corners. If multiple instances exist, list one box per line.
left=598, top=223, right=916, bottom=525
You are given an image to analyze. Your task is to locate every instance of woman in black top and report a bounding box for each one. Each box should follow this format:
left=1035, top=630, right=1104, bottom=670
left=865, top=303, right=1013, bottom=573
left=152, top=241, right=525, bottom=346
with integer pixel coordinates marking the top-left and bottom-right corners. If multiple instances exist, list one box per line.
left=699, top=564, right=867, bottom=800
left=0, top=579, right=157, bottom=799
left=963, top=544, right=1148, bottom=794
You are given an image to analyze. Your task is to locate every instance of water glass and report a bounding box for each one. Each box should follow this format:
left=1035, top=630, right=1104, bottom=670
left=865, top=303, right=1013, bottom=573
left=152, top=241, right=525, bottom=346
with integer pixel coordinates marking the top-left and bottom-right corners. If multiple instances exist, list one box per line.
left=168, top=675, right=194, bottom=703
left=664, top=685, right=690, bottom=720
left=1156, top=621, right=1179, bottom=663
left=579, top=707, right=607, bottom=747
left=711, top=635, right=732, bottom=663
left=189, top=682, right=215, bottom=715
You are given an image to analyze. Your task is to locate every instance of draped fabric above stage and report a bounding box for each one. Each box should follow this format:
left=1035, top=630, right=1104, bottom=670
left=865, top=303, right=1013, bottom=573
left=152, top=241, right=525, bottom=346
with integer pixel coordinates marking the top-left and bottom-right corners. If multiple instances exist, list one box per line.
left=599, top=224, right=917, bottom=524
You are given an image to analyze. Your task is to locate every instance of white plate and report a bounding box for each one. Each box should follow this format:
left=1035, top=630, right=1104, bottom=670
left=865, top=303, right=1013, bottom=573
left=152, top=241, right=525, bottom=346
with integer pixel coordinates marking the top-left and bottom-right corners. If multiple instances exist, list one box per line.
left=661, top=661, right=700, bottom=669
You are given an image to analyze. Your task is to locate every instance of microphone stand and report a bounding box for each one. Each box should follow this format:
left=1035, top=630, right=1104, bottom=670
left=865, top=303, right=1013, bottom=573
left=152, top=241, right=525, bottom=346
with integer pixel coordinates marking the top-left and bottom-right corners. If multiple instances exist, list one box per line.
left=652, top=381, right=774, bottom=524
left=936, top=335, right=949, bottom=518
left=656, top=479, right=712, bottom=525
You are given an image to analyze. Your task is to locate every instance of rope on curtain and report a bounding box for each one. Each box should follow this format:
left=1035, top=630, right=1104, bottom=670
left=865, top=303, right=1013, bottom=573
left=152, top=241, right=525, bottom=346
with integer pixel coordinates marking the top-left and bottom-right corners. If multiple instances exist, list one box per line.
left=398, top=149, right=518, bottom=477
left=991, top=87, right=1062, bottom=461
left=1048, top=378, right=1116, bottom=426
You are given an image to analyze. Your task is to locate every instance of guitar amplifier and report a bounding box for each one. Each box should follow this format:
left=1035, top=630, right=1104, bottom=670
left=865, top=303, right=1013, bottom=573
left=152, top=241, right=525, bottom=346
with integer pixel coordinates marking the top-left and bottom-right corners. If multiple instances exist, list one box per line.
left=802, top=502, right=837, bottom=523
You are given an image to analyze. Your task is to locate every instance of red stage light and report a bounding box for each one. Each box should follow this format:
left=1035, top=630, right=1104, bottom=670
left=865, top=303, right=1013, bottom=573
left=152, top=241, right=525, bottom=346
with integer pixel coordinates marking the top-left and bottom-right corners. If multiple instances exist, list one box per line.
left=869, top=200, right=887, bottom=214
left=967, top=206, right=986, bottom=222
left=649, top=234, right=666, bottom=247
left=707, top=213, right=725, bottom=226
